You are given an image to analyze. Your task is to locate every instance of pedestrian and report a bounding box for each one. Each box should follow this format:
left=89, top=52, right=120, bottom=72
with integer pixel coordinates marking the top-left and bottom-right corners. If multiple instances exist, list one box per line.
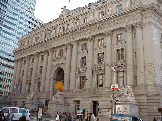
left=157, top=118, right=160, bottom=121
left=56, top=111, right=60, bottom=121
left=0, top=109, right=5, bottom=121
left=64, top=113, right=69, bottom=121
left=91, top=114, right=95, bottom=121
left=19, top=113, right=26, bottom=121
left=6, top=110, right=14, bottom=121
left=153, top=117, right=157, bottom=121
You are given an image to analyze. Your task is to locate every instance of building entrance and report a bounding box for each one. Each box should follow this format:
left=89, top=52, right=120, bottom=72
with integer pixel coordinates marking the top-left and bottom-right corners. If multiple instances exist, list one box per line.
left=53, top=67, right=64, bottom=95
left=93, top=101, right=98, bottom=117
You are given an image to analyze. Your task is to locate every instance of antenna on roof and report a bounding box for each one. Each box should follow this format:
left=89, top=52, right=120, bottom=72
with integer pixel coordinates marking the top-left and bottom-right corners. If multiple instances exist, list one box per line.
left=69, top=0, right=70, bottom=3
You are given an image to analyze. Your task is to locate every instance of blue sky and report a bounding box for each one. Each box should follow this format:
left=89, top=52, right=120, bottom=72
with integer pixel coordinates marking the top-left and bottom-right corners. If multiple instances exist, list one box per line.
left=34, top=0, right=96, bottom=23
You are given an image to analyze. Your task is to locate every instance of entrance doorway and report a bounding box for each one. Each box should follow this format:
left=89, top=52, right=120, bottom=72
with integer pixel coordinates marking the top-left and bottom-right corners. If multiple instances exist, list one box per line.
left=93, top=101, right=98, bottom=117
left=53, top=67, right=64, bottom=95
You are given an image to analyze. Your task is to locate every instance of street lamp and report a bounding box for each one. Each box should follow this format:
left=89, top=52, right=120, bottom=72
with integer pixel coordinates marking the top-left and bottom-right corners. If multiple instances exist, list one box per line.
left=101, top=59, right=116, bottom=115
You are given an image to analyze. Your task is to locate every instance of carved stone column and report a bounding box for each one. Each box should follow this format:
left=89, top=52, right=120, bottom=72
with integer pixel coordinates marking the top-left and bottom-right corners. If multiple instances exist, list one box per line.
left=31, top=53, right=39, bottom=92
left=64, top=44, right=72, bottom=91
left=70, top=41, right=78, bottom=90
left=135, top=23, right=145, bottom=85
left=40, top=51, right=48, bottom=92
left=45, top=48, right=53, bottom=92
left=126, top=25, right=134, bottom=86
left=134, top=22, right=149, bottom=121
left=22, top=56, right=30, bottom=93
left=85, top=37, right=94, bottom=90
left=10, top=60, right=18, bottom=93
left=15, top=58, right=22, bottom=89
left=104, top=31, right=112, bottom=89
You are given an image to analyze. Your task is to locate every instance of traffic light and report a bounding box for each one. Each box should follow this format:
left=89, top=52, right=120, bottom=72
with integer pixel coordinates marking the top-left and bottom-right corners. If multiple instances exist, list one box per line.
left=158, top=108, right=162, bottom=112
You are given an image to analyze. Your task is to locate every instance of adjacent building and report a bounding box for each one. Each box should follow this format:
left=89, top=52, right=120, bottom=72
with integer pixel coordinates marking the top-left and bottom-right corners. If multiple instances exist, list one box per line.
left=10, top=0, right=162, bottom=120
left=0, top=0, right=44, bottom=95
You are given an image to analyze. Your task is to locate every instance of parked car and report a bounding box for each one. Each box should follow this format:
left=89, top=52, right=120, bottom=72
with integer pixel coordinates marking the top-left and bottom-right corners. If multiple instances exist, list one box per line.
left=110, top=114, right=143, bottom=121
left=0, top=107, right=30, bottom=121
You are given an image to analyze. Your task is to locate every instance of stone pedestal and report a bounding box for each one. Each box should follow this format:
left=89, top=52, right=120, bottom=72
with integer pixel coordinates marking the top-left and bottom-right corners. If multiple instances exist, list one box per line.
left=47, top=90, right=67, bottom=118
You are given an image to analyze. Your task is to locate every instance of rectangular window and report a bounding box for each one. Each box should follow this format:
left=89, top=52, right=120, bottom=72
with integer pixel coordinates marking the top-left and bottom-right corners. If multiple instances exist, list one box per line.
left=22, top=70, right=24, bottom=77
left=117, top=48, right=124, bottom=60
left=30, top=68, right=33, bottom=76
left=98, top=38, right=104, bottom=47
left=117, top=5, right=123, bottom=12
left=74, top=100, right=80, bottom=115
left=81, top=56, right=86, bottom=67
left=31, top=58, right=34, bottom=63
left=97, top=74, right=103, bottom=87
left=80, top=76, right=86, bottom=89
left=59, top=49, right=63, bottom=57
left=117, top=33, right=123, bottom=42
left=81, top=43, right=87, bottom=51
left=23, top=60, right=26, bottom=65
left=41, top=55, right=44, bottom=61
left=98, top=53, right=104, bottom=64
left=39, top=66, right=43, bottom=74
left=35, top=37, right=38, bottom=41
left=117, top=71, right=124, bottom=86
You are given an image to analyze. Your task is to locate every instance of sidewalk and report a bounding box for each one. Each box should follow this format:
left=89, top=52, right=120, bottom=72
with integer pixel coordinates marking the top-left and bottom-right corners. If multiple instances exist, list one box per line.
left=30, top=116, right=56, bottom=121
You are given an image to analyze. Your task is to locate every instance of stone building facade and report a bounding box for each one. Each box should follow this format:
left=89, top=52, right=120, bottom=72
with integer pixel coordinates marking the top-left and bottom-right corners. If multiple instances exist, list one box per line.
left=9, top=0, right=162, bottom=120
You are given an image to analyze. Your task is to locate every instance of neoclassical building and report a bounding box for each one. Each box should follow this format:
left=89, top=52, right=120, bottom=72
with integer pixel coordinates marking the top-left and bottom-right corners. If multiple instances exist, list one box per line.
left=9, top=0, right=162, bottom=120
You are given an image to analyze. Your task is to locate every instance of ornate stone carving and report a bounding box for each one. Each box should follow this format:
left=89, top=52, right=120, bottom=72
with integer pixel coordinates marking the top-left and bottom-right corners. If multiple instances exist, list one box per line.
left=92, top=64, right=105, bottom=75
left=52, top=90, right=64, bottom=103
left=27, top=92, right=37, bottom=102
left=120, top=85, right=136, bottom=102
left=75, top=66, right=87, bottom=78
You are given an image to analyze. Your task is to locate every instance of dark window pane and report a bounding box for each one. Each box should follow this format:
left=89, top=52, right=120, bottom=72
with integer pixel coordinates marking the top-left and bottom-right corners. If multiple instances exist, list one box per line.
left=10, top=108, right=18, bottom=113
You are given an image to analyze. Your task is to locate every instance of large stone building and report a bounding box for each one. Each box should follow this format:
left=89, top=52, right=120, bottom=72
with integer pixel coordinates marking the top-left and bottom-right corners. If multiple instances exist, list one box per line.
left=9, top=0, right=162, bottom=120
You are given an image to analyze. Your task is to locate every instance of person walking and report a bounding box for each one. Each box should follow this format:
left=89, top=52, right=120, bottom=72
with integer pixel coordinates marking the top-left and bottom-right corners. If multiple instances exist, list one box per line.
left=6, top=110, right=14, bottom=121
left=157, top=118, right=160, bottom=121
left=19, top=113, right=26, bottom=121
left=153, top=117, right=157, bottom=121
left=56, top=111, right=60, bottom=121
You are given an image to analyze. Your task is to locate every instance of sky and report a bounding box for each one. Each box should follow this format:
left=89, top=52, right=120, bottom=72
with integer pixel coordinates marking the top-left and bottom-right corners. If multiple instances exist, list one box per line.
left=34, top=0, right=96, bottom=23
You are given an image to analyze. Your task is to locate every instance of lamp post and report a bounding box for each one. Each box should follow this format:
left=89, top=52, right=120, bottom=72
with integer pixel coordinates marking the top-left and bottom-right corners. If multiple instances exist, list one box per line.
left=101, top=59, right=116, bottom=115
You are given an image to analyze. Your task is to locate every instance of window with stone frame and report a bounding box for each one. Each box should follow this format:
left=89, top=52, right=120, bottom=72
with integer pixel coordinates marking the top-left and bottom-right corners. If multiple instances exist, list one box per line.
left=39, top=66, right=43, bottom=75
left=84, top=18, right=87, bottom=23
left=59, top=49, right=63, bottom=57
left=81, top=56, right=86, bottom=67
left=31, top=58, right=34, bottom=63
left=22, top=70, right=24, bottom=77
left=98, top=52, right=104, bottom=64
left=117, top=33, right=124, bottom=42
left=80, top=76, right=86, bottom=89
left=62, top=26, right=65, bottom=33
left=35, top=37, right=38, bottom=42
left=117, top=71, right=124, bottom=86
left=54, top=50, right=57, bottom=58
left=23, top=60, right=26, bottom=65
left=98, top=38, right=104, bottom=47
left=117, top=48, right=124, bottom=60
left=81, top=43, right=87, bottom=51
left=41, top=55, right=44, bottom=61
left=117, top=4, right=123, bottom=12
left=97, top=74, right=103, bottom=87
left=30, top=68, right=33, bottom=76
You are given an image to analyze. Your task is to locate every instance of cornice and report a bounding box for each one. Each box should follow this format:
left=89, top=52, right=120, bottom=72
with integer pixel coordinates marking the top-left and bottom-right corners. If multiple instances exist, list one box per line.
left=15, top=3, right=161, bottom=59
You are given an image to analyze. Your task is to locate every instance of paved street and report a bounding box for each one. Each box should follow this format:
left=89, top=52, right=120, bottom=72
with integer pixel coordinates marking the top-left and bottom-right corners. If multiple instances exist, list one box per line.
left=30, top=116, right=55, bottom=121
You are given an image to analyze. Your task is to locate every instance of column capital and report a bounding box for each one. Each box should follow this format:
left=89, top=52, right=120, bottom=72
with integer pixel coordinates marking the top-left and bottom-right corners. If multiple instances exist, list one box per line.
left=133, top=22, right=143, bottom=30
left=104, top=30, right=113, bottom=37
left=48, top=48, right=53, bottom=53
left=33, top=52, right=40, bottom=57
left=88, top=36, right=95, bottom=42
left=66, top=43, right=72, bottom=49
left=25, top=55, right=31, bottom=60
left=125, top=24, right=133, bottom=32
left=71, top=41, right=78, bottom=45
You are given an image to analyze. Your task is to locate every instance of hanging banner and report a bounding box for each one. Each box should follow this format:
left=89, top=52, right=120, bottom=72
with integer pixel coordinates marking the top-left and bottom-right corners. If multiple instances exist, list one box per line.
left=55, top=81, right=63, bottom=92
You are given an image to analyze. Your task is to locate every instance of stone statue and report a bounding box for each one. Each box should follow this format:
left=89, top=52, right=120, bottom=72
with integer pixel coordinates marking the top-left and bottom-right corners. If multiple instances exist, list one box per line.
left=52, top=90, right=64, bottom=103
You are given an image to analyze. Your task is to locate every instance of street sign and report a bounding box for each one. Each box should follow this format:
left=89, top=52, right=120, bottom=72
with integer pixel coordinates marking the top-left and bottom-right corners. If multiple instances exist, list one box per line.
left=111, top=84, right=119, bottom=90
left=158, top=108, right=162, bottom=112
